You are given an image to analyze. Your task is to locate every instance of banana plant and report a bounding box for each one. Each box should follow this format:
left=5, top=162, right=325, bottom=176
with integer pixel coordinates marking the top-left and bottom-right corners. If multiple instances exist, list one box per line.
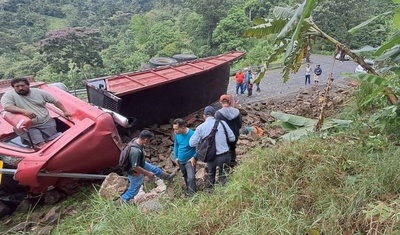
left=243, top=0, right=397, bottom=105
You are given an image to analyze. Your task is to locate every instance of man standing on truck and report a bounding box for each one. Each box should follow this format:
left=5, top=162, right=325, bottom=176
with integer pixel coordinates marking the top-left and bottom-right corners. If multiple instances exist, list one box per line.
left=1, top=77, right=72, bottom=147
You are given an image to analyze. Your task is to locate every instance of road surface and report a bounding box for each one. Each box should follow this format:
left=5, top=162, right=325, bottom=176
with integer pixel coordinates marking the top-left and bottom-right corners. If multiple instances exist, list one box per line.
left=227, top=54, right=358, bottom=103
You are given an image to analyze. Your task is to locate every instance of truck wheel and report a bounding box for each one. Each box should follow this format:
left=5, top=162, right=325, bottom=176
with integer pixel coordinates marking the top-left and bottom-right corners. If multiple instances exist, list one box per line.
left=172, top=54, right=197, bottom=62
left=149, top=57, right=177, bottom=67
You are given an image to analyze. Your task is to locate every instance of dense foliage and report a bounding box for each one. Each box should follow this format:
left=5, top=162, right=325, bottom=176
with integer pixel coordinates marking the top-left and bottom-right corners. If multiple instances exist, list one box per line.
left=0, top=0, right=394, bottom=88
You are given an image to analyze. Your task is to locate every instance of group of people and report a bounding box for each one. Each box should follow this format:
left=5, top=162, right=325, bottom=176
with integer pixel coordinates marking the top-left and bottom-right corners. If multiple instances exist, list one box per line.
left=305, top=64, right=322, bottom=85
left=235, top=68, right=260, bottom=97
left=121, top=94, right=242, bottom=202
left=1, top=78, right=244, bottom=203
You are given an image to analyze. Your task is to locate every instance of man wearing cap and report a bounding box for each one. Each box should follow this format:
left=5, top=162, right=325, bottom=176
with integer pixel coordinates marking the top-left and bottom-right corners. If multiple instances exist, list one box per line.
left=215, top=95, right=242, bottom=167
left=119, top=130, right=176, bottom=204
left=189, top=106, right=235, bottom=186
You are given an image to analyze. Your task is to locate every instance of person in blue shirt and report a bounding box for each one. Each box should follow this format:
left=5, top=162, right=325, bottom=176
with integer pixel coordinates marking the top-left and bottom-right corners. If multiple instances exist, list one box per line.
left=173, top=118, right=198, bottom=196
left=189, top=106, right=235, bottom=187
left=313, top=64, right=322, bottom=85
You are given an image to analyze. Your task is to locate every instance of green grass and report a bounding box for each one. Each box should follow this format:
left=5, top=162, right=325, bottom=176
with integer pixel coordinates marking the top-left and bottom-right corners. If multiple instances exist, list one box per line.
left=50, top=130, right=400, bottom=234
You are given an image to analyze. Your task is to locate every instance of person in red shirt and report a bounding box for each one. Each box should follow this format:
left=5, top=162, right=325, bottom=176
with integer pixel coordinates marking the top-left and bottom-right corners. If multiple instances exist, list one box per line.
left=235, top=69, right=245, bottom=95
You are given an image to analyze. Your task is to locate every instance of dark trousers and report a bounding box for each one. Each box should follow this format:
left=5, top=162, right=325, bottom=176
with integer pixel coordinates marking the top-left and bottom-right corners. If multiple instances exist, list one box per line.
left=305, top=74, right=310, bottom=84
left=179, top=161, right=196, bottom=196
left=228, top=141, right=237, bottom=166
left=206, top=152, right=231, bottom=186
left=247, top=84, right=253, bottom=97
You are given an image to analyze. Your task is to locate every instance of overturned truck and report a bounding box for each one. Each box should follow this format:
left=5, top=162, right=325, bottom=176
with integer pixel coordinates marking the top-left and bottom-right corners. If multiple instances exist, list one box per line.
left=0, top=51, right=244, bottom=215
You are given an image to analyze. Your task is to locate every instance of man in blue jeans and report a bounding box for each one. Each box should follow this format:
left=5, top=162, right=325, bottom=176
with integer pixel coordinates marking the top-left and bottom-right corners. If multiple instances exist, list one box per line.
left=172, top=118, right=197, bottom=197
left=119, top=130, right=176, bottom=203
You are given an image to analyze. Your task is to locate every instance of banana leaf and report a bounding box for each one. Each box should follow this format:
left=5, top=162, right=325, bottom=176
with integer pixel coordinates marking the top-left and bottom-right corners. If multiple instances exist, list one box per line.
left=270, top=111, right=316, bottom=127
left=273, top=112, right=352, bottom=141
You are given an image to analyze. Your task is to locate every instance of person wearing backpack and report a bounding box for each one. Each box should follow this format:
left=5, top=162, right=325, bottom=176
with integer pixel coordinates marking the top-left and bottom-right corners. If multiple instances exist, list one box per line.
left=172, top=118, right=197, bottom=197
left=118, top=130, right=176, bottom=204
left=215, top=95, right=242, bottom=167
left=189, top=106, right=235, bottom=187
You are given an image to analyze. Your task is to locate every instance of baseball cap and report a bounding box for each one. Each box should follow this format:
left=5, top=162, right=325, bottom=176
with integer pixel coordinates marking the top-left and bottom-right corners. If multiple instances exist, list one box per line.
left=204, top=106, right=216, bottom=116
left=219, top=94, right=230, bottom=103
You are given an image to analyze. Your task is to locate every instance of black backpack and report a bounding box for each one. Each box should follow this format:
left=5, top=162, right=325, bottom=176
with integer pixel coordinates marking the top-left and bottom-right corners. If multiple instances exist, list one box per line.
left=197, top=120, right=220, bottom=162
left=119, top=139, right=142, bottom=173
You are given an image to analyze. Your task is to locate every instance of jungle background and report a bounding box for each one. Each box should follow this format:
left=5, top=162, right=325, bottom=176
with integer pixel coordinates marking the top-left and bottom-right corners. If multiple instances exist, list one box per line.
left=0, top=0, right=394, bottom=89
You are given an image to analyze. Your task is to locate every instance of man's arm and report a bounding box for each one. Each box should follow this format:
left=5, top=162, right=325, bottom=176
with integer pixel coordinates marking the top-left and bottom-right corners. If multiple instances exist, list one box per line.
left=222, top=121, right=236, bottom=142
left=53, top=101, right=72, bottom=118
left=3, top=105, right=36, bottom=119
left=189, top=128, right=201, bottom=147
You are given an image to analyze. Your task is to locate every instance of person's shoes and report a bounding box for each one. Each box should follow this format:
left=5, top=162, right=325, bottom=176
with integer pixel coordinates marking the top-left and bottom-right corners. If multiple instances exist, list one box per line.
left=159, top=171, right=176, bottom=181
left=114, top=198, right=128, bottom=207
left=230, top=160, right=237, bottom=168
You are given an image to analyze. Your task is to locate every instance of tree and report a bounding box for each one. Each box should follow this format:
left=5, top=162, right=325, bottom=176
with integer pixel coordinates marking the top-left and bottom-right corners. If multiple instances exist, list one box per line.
left=39, top=27, right=104, bottom=89
left=212, top=6, right=251, bottom=53
left=185, top=0, right=233, bottom=50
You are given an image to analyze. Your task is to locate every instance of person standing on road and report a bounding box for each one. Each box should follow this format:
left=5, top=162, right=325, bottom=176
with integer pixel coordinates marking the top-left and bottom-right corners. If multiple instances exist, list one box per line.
left=215, top=95, right=242, bottom=167
left=172, top=118, right=197, bottom=197
left=235, top=69, right=245, bottom=96
left=118, top=130, right=176, bottom=204
left=243, top=68, right=251, bottom=93
left=189, top=106, right=235, bottom=187
left=314, top=64, right=322, bottom=85
left=247, top=70, right=254, bottom=97
left=305, top=64, right=311, bottom=85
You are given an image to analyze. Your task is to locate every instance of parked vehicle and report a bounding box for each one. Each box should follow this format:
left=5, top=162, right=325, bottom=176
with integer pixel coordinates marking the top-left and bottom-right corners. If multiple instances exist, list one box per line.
left=354, top=59, right=375, bottom=73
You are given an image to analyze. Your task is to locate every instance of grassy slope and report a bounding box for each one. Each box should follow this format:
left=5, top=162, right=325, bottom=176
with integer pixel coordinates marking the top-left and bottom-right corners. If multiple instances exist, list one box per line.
left=49, top=91, right=400, bottom=235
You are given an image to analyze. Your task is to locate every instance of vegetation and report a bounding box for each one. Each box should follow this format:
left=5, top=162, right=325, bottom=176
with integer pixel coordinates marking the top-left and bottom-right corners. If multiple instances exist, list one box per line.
left=0, top=0, right=393, bottom=88
left=1, top=0, right=400, bottom=233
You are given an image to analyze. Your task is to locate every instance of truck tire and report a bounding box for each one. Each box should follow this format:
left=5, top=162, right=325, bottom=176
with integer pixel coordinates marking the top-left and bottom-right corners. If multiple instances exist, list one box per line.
left=149, top=57, right=177, bottom=67
left=172, top=54, right=197, bottom=62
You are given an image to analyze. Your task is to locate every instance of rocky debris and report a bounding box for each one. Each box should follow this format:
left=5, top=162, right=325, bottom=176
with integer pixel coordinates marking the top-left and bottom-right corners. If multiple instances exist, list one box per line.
left=114, top=82, right=355, bottom=201
left=4, top=206, right=62, bottom=234
left=15, top=199, right=32, bottom=213
left=98, top=172, right=128, bottom=200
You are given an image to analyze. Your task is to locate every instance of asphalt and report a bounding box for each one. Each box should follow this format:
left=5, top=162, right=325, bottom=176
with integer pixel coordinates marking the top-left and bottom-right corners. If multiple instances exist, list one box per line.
left=227, top=54, right=358, bottom=104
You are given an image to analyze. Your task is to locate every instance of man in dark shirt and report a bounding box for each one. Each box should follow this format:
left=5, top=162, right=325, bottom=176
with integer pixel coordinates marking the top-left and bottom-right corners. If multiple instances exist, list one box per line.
left=215, top=95, right=242, bottom=167
left=120, top=130, right=175, bottom=203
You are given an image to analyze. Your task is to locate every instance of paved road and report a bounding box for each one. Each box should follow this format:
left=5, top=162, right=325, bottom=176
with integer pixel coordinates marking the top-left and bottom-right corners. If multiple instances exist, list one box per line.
left=227, top=54, right=358, bottom=103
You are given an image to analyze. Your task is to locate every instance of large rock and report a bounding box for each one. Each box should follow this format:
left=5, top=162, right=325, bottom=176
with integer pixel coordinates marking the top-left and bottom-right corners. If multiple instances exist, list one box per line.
left=98, top=173, right=128, bottom=200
